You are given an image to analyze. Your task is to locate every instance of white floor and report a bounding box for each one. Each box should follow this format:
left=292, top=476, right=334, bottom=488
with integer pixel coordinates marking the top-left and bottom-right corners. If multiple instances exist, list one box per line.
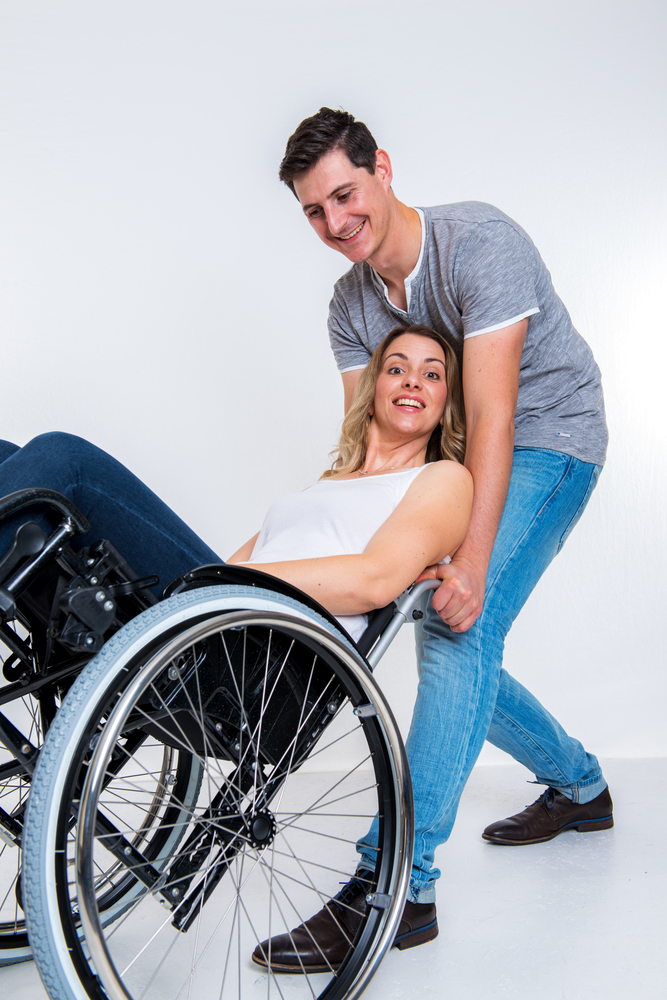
left=5, top=757, right=666, bottom=1000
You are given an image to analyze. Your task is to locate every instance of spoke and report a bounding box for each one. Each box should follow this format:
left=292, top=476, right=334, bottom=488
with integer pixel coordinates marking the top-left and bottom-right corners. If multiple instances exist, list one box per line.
left=269, top=655, right=319, bottom=819
left=279, top=823, right=365, bottom=847
left=255, top=853, right=340, bottom=984
left=233, top=633, right=298, bottom=798
left=275, top=825, right=370, bottom=939
left=190, top=649, right=225, bottom=817
left=0, top=867, right=18, bottom=914
left=299, top=720, right=366, bottom=763
left=252, top=860, right=323, bottom=989
left=251, top=676, right=339, bottom=799
left=260, top=846, right=361, bottom=882
left=276, top=763, right=375, bottom=835
left=274, top=780, right=378, bottom=820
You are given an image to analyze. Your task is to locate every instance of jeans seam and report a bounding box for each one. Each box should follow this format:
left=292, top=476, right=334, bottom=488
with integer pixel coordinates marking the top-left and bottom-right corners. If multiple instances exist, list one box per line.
left=485, top=454, right=575, bottom=594
left=491, top=707, right=570, bottom=785
left=409, top=621, right=491, bottom=873
left=556, top=464, right=600, bottom=554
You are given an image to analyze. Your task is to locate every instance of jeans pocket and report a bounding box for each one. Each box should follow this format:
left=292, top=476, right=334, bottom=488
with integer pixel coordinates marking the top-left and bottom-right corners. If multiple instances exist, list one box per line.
left=557, top=464, right=602, bottom=553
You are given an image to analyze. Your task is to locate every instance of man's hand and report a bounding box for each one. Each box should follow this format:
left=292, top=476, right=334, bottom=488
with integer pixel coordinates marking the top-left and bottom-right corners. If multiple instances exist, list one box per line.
left=416, top=556, right=486, bottom=632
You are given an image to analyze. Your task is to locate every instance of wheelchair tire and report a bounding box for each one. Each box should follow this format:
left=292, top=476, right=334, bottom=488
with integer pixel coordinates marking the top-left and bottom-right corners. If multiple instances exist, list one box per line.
left=0, top=650, right=93, bottom=965
left=0, top=682, right=50, bottom=965
left=23, top=585, right=412, bottom=1000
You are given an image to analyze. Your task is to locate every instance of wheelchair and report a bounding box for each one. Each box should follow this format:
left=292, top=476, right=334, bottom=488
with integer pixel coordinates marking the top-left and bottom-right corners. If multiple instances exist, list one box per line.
left=1, top=490, right=438, bottom=1000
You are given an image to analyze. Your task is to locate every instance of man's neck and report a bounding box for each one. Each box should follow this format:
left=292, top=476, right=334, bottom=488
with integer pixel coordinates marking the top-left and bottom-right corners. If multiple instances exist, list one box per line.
left=367, top=198, right=422, bottom=312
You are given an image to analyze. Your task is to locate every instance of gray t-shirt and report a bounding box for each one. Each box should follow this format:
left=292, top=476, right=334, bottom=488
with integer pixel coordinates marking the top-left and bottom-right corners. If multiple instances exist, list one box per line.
left=328, top=202, right=608, bottom=465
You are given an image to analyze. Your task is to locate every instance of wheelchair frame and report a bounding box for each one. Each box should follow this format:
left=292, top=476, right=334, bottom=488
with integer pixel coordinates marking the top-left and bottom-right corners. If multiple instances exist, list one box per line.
left=0, top=489, right=438, bottom=1000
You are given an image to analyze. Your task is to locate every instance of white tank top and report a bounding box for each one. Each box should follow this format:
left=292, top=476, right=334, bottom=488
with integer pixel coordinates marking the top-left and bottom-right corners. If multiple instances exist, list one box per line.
left=248, top=465, right=430, bottom=641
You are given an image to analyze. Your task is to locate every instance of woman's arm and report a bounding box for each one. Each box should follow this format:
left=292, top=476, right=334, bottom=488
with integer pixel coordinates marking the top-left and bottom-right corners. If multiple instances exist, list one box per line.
left=239, top=462, right=473, bottom=615
left=227, top=532, right=260, bottom=564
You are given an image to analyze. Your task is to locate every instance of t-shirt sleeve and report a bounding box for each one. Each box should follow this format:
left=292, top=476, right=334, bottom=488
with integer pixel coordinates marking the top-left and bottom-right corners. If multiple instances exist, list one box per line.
left=455, top=221, right=540, bottom=338
left=328, top=289, right=372, bottom=372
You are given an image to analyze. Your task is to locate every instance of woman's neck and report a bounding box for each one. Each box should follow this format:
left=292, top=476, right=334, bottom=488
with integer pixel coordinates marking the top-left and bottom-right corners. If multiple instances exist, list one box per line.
left=360, top=437, right=428, bottom=475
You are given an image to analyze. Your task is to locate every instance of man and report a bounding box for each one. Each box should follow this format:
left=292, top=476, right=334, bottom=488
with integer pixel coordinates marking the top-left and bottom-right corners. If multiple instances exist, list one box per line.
left=252, top=107, right=612, bottom=971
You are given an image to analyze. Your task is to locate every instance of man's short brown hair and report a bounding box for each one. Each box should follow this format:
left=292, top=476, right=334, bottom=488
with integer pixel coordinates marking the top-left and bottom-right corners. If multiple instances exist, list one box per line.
left=279, top=107, right=378, bottom=195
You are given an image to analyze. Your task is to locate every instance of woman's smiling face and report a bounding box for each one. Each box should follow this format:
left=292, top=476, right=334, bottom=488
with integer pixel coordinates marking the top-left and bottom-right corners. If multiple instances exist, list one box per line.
left=372, top=333, right=449, bottom=440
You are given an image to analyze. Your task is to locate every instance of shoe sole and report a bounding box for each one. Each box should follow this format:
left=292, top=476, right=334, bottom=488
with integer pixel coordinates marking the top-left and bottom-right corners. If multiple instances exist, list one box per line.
left=251, top=954, right=341, bottom=974
left=482, top=815, right=614, bottom=845
left=393, top=919, right=439, bottom=950
left=251, top=919, right=440, bottom=972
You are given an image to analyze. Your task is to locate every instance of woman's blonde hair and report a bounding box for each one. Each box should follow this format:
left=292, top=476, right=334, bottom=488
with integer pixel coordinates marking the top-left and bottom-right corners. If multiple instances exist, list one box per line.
left=322, top=325, right=466, bottom=479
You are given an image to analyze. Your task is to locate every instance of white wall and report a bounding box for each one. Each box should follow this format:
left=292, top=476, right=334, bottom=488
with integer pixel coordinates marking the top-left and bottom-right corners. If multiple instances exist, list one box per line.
left=1, top=0, right=665, bottom=762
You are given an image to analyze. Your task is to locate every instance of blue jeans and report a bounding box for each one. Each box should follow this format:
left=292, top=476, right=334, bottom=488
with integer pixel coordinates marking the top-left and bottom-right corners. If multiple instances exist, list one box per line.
left=358, top=447, right=606, bottom=902
left=0, top=433, right=220, bottom=594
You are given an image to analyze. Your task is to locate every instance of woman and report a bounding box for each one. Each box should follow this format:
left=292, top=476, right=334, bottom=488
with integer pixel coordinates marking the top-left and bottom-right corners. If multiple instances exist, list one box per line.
left=0, top=325, right=472, bottom=636
left=228, top=324, right=471, bottom=638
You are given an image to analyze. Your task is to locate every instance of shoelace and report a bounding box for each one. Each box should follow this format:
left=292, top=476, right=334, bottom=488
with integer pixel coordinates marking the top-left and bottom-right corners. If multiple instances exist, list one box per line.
left=333, top=869, right=375, bottom=912
left=541, top=787, right=557, bottom=810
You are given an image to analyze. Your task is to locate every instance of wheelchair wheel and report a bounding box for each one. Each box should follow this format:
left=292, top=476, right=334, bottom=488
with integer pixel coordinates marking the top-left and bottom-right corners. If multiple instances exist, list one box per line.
left=0, top=680, right=45, bottom=965
left=0, top=656, right=201, bottom=967
left=0, top=616, right=74, bottom=965
left=23, top=585, right=412, bottom=1000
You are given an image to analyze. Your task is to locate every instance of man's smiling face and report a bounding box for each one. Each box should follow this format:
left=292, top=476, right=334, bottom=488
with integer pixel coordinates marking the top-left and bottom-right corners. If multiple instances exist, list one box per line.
left=293, top=148, right=394, bottom=265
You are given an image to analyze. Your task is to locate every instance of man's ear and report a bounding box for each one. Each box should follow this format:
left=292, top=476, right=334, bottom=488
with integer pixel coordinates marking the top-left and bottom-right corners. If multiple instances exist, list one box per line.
left=375, top=149, right=393, bottom=189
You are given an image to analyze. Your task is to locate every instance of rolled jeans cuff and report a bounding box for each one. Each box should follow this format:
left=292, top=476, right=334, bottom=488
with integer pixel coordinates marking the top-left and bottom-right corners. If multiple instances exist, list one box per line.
left=406, top=881, right=437, bottom=905
left=534, top=775, right=608, bottom=805
left=356, top=849, right=438, bottom=905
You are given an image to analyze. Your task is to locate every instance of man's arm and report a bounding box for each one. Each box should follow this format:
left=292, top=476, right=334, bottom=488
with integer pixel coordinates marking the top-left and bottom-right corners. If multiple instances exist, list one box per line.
left=429, top=319, right=527, bottom=632
left=342, top=369, right=363, bottom=413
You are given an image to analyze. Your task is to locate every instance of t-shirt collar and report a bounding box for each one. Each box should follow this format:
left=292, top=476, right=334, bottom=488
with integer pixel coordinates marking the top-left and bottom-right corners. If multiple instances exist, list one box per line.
left=369, top=207, right=425, bottom=313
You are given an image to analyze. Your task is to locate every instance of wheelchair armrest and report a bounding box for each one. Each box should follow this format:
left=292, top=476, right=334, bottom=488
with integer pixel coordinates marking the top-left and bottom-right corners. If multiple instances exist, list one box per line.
left=166, top=564, right=429, bottom=669
left=364, top=579, right=442, bottom=668
left=164, top=563, right=360, bottom=648
left=0, top=488, right=90, bottom=535
left=355, top=603, right=397, bottom=658
left=0, top=490, right=91, bottom=619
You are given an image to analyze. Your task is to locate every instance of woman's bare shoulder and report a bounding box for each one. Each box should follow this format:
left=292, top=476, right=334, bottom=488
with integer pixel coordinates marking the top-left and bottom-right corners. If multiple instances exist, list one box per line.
left=400, top=462, right=472, bottom=514
left=417, top=460, right=472, bottom=491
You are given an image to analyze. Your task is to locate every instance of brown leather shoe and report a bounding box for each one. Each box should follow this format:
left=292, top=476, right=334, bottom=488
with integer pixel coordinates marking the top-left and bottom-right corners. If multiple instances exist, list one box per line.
left=251, top=871, right=438, bottom=973
left=482, top=786, right=614, bottom=845
left=393, top=899, right=439, bottom=951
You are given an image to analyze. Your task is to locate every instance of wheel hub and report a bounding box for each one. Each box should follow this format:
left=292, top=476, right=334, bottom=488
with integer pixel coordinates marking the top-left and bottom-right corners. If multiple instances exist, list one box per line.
left=247, top=810, right=276, bottom=849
